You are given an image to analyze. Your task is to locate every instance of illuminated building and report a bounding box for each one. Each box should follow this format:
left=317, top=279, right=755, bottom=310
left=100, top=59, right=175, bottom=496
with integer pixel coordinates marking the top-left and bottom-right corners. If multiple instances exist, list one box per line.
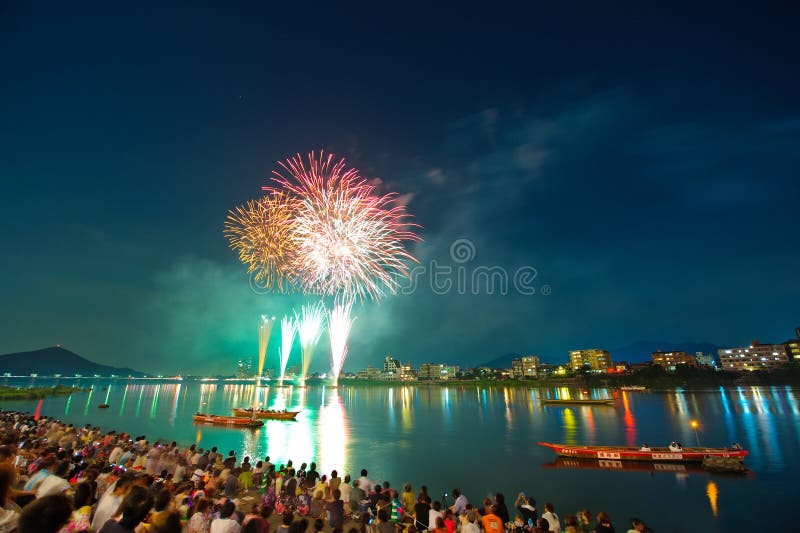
left=784, top=328, right=800, bottom=361
left=511, top=355, right=540, bottom=378
left=418, top=363, right=459, bottom=380
left=236, top=358, right=254, bottom=378
left=383, top=356, right=401, bottom=373
left=569, top=349, right=612, bottom=372
left=718, top=341, right=789, bottom=371
left=651, top=350, right=698, bottom=370
left=356, top=365, right=381, bottom=380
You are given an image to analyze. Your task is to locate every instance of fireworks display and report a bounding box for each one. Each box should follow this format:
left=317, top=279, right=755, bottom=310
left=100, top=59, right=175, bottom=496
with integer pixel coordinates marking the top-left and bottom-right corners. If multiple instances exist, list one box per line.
left=224, top=192, right=299, bottom=292
left=328, top=299, right=354, bottom=386
left=296, top=302, right=326, bottom=383
left=279, top=315, right=297, bottom=381
left=267, top=151, right=420, bottom=301
left=226, top=150, right=420, bottom=382
left=257, top=315, right=275, bottom=377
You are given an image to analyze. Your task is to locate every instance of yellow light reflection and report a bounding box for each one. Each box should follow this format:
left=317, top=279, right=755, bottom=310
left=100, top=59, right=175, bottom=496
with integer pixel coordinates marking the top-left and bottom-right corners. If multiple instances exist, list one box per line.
left=562, top=408, right=577, bottom=445
left=706, top=481, right=718, bottom=517
left=319, top=389, right=348, bottom=475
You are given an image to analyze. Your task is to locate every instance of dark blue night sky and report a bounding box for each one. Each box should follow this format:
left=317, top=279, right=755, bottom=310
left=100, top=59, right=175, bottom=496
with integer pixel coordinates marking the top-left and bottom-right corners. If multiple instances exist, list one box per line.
left=1, top=3, right=798, bottom=374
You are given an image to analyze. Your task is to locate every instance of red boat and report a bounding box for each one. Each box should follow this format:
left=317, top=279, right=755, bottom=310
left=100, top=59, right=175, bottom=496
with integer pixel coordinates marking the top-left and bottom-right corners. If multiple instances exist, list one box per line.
left=538, top=441, right=748, bottom=462
left=192, top=414, right=263, bottom=428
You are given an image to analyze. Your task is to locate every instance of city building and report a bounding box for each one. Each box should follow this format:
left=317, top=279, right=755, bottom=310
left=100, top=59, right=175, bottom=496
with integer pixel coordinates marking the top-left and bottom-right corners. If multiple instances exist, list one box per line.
left=236, top=358, right=254, bottom=378
left=784, top=328, right=800, bottom=361
left=651, top=350, right=698, bottom=371
left=511, top=355, right=540, bottom=378
left=569, top=349, right=612, bottom=372
left=418, top=363, right=459, bottom=380
left=718, top=341, right=789, bottom=371
left=357, top=365, right=381, bottom=380
left=383, top=356, right=401, bottom=374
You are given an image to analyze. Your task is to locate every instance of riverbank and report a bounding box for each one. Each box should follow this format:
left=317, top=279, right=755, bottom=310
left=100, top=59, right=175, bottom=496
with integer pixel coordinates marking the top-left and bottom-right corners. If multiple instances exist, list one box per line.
left=0, top=384, right=82, bottom=400
left=341, top=364, right=800, bottom=390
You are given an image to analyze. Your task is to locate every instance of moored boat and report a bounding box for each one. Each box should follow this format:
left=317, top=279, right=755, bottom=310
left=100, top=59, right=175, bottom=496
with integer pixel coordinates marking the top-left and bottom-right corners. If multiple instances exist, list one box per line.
left=192, top=414, right=264, bottom=427
left=538, top=441, right=748, bottom=462
left=230, top=408, right=299, bottom=420
left=541, top=398, right=615, bottom=406
left=619, top=385, right=648, bottom=391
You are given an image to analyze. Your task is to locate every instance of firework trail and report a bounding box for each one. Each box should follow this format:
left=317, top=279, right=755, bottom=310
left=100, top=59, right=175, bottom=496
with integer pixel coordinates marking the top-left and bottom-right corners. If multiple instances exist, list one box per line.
left=279, top=315, right=297, bottom=381
left=257, top=315, right=275, bottom=378
left=266, top=151, right=420, bottom=301
left=295, top=302, right=326, bottom=383
left=328, top=299, right=355, bottom=386
left=224, top=192, right=299, bottom=292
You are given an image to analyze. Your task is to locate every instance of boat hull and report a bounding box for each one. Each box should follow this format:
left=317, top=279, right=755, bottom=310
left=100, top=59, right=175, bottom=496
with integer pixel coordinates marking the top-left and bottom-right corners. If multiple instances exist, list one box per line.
left=230, top=408, right=299, bottom=420
left=538, top=442, right=748, bottom=462
left=193, top=415, right=264, bottom=427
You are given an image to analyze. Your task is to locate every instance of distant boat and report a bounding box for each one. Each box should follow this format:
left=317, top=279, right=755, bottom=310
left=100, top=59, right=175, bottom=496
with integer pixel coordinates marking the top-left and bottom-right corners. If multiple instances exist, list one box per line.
left=541, top=398, right=615, bottom=406
left=231, top=408, right=299, bottom=420
left=538, top=442, right=748, bottom=463
left=619, top=385, right=648, bottom=391
left=98, top=403, right=110, bottom=409
left=192, top=414, right=264, bottom=427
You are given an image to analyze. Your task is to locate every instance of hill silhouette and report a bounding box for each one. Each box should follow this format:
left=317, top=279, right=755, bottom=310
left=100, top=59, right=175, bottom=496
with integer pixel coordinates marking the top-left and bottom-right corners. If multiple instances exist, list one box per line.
left=0, top=346, right=146, bottom=377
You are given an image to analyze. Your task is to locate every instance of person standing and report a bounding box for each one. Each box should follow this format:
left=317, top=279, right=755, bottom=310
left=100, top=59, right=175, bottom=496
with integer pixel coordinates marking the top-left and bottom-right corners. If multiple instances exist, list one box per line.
left=541, top=503, right=560, bottom=533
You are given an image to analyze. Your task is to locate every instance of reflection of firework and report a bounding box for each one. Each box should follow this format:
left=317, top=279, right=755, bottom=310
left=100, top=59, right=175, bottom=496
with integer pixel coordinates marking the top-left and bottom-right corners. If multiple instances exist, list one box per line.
left=295, top=302, right=325, bottom=382
left=224, top=192, right=299, bottom=292
left=328, top=299, right=355, bottom=386
left=279, top=315, right=297, bottom=380
left=268, top=151, right=420, bottom=301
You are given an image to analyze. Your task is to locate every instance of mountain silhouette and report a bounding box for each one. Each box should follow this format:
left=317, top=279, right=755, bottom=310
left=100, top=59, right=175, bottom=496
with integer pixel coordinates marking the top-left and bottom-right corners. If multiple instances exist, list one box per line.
left=0, top=346, right=146, bottom=376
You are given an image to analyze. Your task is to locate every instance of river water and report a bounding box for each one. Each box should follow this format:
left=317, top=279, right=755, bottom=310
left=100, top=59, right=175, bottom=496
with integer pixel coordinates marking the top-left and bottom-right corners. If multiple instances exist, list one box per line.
left=1, top=378, right=797, bottom=532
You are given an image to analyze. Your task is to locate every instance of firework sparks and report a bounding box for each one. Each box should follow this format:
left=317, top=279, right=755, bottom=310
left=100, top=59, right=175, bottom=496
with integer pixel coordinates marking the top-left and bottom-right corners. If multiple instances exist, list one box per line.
left=295, top=302, right=326, bottom=383
left=224, top=192, right=299, bottom=292
left=267, top=151, right=420, bottom=301
left=279, top=315, right=297, bottom=381
left=328, top=299, right=355, bottom=386
left=257, top=315, right=275, bottom=378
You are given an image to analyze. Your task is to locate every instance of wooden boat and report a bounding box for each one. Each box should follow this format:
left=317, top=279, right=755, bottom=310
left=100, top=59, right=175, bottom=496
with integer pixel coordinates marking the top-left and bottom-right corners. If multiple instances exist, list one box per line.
left=192, top=414, right=264, bottom=427
left=541, top=398, right=615, bottom=406
left=538, top=441, right=748, bottom=462
left=230, top=408, right=299, bottom=420
left=98, top=403, right=110, bottom=409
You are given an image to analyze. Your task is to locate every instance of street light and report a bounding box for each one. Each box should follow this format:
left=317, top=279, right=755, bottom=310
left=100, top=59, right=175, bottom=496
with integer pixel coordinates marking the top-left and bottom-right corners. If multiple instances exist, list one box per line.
left=690, top=419, right=701, bottom=447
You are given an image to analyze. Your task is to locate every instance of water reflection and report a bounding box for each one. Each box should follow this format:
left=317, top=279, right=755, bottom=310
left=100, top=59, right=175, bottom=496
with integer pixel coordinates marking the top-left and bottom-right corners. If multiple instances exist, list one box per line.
left=706, top=481, right=718, bottom=517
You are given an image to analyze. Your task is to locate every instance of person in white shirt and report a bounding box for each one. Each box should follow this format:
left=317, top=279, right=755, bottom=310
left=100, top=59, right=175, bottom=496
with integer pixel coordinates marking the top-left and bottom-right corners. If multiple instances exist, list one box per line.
left=210, top=500, right=241, bottom=533
left=428, top=501, right=443, bottom=532
left=91, top=476, right=133, bottom=531
left=541, top=502, right=560, bottom=533
left=450, top=488, right=468, bottom=515
left=35, top=461, right=70, bottom=498
left=357, top=469, right=372, bottom=492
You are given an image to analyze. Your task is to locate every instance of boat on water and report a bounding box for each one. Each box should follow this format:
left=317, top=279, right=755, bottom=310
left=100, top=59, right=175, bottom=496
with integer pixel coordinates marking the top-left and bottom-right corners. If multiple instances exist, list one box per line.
left=230, top=408, right=299, bottom=420
left=98, top=403, right=110, bottom=409
left=538, top=441, right=748, bottom=462
left=192, top=414, right=264, bottom=427
left=619, top=385, right=648, bottom=391
left=541, top=398, right=615, bottom=406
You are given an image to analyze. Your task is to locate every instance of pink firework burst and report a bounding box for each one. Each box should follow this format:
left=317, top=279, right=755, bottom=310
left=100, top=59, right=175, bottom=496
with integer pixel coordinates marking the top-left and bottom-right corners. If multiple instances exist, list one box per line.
left=265, top=151, right=420, bottom=301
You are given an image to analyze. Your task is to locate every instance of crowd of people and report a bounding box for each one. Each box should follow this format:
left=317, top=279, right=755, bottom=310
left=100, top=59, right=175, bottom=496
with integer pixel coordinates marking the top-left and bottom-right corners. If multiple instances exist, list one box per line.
left=0, top=409, right=654, bottom=533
